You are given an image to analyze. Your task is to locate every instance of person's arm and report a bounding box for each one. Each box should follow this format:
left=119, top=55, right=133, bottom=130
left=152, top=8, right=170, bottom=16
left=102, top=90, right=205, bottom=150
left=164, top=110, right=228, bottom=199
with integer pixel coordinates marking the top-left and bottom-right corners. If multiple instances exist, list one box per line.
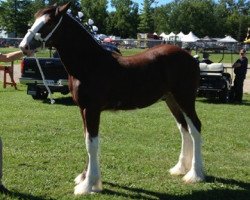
left=0, top=51, right=24, bottom=62
left=0, top=50, right=34, bottom=63
left=232, top=59, right=241, bottom=68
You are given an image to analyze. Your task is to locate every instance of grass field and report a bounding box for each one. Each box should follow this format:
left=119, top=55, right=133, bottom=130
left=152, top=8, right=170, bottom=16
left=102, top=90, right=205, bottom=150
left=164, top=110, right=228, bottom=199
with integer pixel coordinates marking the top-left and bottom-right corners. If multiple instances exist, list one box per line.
left=0, top=84, right=249, bottom=200
left=0, top=46, right=250, bottom=199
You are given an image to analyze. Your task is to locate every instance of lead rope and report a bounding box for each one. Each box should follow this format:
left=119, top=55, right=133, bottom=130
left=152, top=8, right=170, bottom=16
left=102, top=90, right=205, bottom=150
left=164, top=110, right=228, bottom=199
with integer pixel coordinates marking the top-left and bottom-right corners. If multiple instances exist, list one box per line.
left=31, top=17, right=63, bottom=104
left=34, top=53, right=55, bottom=104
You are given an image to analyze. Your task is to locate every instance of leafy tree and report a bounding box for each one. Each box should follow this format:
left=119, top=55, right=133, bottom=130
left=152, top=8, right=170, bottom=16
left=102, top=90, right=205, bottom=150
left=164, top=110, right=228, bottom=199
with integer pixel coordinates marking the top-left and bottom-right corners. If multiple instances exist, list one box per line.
left=215, top=0, right=250, bottom=41
left=167, top=0, right=218, bottom=37
left=153, top=5, right=172, bottom=34
left=138, top=0, right=154, bottom=33
left=108, top=0, right=139, bottom=38
left=0, top=0, right=33, bottom=37
left=80, top=0, right=108, bottom=33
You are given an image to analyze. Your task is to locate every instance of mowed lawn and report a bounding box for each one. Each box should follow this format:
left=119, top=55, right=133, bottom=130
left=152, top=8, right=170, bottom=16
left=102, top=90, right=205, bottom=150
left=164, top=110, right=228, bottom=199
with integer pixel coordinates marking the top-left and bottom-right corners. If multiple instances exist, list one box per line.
left=0, top=84, right=249, bottom=200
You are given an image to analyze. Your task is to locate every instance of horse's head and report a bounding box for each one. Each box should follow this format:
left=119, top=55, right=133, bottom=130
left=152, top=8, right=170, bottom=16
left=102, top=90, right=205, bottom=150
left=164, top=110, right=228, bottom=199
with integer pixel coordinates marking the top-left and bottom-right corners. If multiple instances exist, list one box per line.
left=19, top=2, right=71, bottom=55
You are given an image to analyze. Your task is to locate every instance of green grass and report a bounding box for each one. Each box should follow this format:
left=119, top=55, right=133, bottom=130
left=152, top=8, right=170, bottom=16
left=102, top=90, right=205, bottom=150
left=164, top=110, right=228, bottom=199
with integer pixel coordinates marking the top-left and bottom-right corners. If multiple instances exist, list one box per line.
left=0, top=84, right=249, bottom=200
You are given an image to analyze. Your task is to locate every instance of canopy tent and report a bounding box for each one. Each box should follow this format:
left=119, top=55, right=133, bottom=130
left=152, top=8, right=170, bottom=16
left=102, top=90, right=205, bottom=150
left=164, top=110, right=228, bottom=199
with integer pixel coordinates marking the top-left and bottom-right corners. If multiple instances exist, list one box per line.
left=218, top=36, right=237, bottom=43
left=199, top=36, right=217, bottom=42
left=160, top=32, right=177, bottom=41
left=168, top=32, right=176, bottom=41
left=181, top=32, right=200, bottom=42
left=160, top=32, right=168, bottom=39
left=177, top=32, right=185, bottom=41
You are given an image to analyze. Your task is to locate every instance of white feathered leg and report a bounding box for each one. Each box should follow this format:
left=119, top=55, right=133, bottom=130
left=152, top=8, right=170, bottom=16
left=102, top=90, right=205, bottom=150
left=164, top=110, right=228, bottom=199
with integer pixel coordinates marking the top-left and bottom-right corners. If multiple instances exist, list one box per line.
left=182, top=115, right=204, bottom=183
left=74, top=134, right=102, bottom=195
left=169, top=123, right=193, bottom=175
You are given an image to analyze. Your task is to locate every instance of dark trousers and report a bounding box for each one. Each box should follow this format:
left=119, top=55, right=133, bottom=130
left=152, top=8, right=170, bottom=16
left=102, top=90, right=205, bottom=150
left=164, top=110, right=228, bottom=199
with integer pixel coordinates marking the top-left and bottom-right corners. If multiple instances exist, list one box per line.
left=233, top=76, right=245, bottom=102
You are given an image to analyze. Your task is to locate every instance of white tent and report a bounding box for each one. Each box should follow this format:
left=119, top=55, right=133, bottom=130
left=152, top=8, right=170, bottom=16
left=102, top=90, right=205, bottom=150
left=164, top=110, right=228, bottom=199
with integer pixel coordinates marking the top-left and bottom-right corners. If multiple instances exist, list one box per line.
left=168, top=32, right=176, bottom=40
left=218, top=36, right=237, bottom=43
left=177, top=32, right=185, bottom=41
left=181, top=31, right=199, bottom=42
left=160, top=32, right=168, bottom=39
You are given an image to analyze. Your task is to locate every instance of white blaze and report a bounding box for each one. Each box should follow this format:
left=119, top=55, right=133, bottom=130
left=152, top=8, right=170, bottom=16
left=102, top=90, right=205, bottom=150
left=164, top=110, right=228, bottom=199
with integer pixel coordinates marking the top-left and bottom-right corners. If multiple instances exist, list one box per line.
left=19, top=15, right=47, bottom=48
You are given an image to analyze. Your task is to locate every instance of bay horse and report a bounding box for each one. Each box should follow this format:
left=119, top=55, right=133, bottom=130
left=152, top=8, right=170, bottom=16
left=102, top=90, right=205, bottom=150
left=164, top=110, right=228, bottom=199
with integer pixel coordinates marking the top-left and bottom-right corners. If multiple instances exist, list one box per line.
left=19, top=2, right=204, bottom=195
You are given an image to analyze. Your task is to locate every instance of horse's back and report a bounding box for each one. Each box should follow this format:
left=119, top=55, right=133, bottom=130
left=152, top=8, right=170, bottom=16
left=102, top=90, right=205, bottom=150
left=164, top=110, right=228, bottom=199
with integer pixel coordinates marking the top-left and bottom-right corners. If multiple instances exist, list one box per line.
left=115, top=44, right=199, bottom=89
left=117, top=44, right=198, bottom=71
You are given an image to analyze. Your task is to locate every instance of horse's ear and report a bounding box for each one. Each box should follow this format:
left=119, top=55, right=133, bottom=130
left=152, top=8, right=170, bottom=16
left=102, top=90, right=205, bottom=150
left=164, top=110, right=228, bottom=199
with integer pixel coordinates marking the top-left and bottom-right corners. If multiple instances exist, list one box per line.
left=56, top=2, right=71, bottom=16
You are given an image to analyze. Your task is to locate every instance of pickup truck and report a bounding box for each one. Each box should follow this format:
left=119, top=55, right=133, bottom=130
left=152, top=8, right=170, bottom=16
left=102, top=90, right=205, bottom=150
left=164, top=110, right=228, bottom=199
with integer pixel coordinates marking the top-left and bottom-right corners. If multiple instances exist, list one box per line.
left=20, top=57, right=69, bottom=100
left=20, top=43, right=121, bottom=100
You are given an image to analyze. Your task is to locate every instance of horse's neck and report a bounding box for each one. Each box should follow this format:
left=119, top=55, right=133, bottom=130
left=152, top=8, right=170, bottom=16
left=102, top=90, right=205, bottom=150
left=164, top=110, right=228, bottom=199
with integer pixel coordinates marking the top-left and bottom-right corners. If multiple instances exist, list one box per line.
left=54, top=15, right=105, bottom=69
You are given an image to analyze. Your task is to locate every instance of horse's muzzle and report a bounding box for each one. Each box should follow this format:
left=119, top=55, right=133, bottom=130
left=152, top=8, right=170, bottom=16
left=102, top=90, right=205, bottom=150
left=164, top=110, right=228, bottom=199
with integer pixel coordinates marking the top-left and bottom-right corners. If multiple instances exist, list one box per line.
left=19, top=45, right=29, bottom=56
left=19, top=40, right=41, bottom=56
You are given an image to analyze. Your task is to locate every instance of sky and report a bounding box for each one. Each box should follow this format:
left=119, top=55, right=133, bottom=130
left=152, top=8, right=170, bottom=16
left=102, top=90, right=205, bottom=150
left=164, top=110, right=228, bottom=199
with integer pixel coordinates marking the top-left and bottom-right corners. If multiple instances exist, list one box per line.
left=133, top=0, right=172, bottom=7
left=108, top=0, right=173, bottom=11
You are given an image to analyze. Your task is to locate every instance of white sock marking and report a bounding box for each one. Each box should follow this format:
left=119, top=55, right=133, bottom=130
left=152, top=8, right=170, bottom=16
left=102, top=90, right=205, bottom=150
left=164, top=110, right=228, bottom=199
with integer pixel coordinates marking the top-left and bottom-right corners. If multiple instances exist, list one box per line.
left=74, top=134, right=102, bottom=195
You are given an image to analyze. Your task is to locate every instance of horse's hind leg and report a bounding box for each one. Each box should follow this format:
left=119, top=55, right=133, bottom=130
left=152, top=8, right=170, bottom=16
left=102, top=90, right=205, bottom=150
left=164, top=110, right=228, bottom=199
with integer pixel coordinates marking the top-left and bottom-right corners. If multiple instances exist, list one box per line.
left=182, top=113, right=204, bottom=183
left=74, top=108, right=103, bottom=195
left=165, top=94, right=193, bottom=176
left=166, top=93, right=204, bottom=183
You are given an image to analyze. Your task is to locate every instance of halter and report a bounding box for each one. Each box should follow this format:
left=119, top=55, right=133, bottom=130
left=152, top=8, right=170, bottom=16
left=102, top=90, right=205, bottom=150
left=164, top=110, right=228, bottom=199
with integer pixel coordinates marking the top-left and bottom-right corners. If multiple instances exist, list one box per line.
left=19, top=14, right=63, bottom=51
left=33, top=16, right=62, bottom=104
left=31, top=16, right=63, bottom=48
left=20, top=15, right=63, bottom=104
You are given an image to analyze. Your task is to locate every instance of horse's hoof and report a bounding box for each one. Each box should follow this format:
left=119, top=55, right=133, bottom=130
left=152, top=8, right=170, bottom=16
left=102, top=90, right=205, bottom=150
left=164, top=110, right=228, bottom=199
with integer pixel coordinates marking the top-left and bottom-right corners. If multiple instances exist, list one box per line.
left=182, top=169, right=204, bottom=183
left=169, top=163, right=187, bottom=176
left=92, top=179, right=103, bottom=192
left=74, top=182, right=91, bottom=195
left=74, top=173, right=84, bottom=185
left=74, top=179, right=103, bottom=195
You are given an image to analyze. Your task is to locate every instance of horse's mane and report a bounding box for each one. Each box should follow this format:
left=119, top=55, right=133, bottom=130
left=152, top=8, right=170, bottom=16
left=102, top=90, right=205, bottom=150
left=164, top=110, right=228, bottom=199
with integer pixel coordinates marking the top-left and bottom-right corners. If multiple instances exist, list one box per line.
left=65, top=13, right=112, bottom=54
left=34, top=5, right=106, bottom=53
left=34, top=5, right=56, bottom=18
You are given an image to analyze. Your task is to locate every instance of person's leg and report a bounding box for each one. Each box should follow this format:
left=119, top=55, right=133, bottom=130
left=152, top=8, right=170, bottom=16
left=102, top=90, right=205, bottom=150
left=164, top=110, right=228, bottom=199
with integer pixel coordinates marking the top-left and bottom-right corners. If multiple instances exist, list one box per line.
left=234, top=77, right=244, bottom=102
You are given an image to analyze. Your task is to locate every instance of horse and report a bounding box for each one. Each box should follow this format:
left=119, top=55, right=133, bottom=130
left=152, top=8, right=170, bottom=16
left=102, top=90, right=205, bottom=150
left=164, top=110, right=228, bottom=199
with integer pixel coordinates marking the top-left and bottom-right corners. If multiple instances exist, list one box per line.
left=19, top=2, right=204, bottom=195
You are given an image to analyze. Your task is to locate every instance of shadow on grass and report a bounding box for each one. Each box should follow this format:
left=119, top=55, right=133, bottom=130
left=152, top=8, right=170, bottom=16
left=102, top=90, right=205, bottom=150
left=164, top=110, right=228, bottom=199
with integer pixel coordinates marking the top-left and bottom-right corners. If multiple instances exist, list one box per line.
left=42, top=96, right=76, bottom=106
left=103, top=176, right=250, bottom=200
left=197, top=98, right=250, bottom=106
left=0, top=185, right=54, bottom=200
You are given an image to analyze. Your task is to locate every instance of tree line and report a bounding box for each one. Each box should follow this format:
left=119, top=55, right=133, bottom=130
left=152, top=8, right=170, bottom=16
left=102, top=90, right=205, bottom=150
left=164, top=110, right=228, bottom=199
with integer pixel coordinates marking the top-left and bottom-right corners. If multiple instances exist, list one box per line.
left=0, top=0, right=249, bottom=41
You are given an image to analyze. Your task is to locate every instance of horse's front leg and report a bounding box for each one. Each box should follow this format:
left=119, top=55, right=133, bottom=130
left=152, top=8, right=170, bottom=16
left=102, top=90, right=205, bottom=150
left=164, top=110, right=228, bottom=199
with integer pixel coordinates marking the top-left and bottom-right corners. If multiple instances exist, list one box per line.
left=74, top=108, right=102, bottom=195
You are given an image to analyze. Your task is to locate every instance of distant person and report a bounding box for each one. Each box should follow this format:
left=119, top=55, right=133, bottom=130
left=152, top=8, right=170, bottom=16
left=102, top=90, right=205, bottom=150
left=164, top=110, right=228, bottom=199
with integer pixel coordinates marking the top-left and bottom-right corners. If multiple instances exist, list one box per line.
left=232, top=49, right=248, bottom=103
left=201, top=52, right=213, bottom=64
left=193, top=54, right=200, bottom=64
left=0, top=49, right=34, bottom=193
